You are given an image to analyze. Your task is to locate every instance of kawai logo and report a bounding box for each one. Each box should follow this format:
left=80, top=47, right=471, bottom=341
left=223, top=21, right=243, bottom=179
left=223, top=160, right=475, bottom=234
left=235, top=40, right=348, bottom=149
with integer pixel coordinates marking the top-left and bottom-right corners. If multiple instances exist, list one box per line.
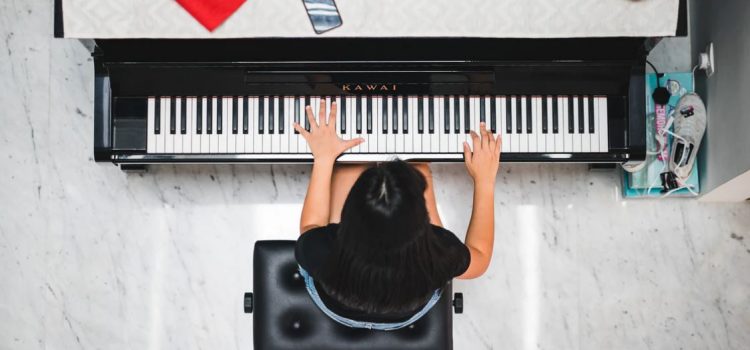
left=341, top=84, right=397, bottom=92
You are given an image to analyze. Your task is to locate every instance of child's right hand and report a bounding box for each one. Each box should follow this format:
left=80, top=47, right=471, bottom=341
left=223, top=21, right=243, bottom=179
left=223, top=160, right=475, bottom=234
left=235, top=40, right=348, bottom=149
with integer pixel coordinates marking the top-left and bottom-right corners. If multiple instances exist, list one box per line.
left=463, top=122, right=501, bottom=186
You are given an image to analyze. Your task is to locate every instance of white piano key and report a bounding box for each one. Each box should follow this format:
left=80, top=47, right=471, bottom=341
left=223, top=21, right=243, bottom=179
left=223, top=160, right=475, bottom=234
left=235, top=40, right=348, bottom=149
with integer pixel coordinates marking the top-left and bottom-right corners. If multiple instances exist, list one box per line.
left=298, top=97, right=307, bottom=153
left=189, top=98, right=199, bottom=153
left=582, top=96, right=591, bottom=153
left=218, top=97, right=227, bottom=153
left=395, top=97, right=404, bottom=153
left=421, top=97, right=430, bottom=153
left=200, top=97, right=210, bottom=154
left=469, top=96, right=477, bottom=141
left=147, top=97, right=156, bottom=153
left=325, top=96, right=332, bottom=125
left=530, top=96, right=539, bottom=153
left=589, top=96, right=599, bottom=153
left=448, top=96, right=464, bottom=152
left=376, top=97, right=386, bottom=154
left=562, top=96, right=572, bottom=153
left=165, top=97, right=175, bottom=153
left=544, top=96, right=558, bottom=153
left=334, top=95, right=342, bottom=140
left=554, top=96, right=564, bottom=153
left=437, top=97, right=448, bottom=153
left=599, top=96, right=609, bottom=153
left=236, top=97, right=245, bottom=153
left=227, top=97, right=237, bottom=153
left=499, top=97, right=509, bottom=153
left=273, top=97, right=282, bottom=153
left=509, top=96, right=518, bottom=152
left=156, top=97, right=166, bottom=153
left=253, top=97, right=263, bottom=153
left=385, top=97, right=396, bottom=153
left=183, top=97, right=192, bottom=154
left=175, top=97, right=184, bottom=153
left=520, top=96, right=529, bottom=152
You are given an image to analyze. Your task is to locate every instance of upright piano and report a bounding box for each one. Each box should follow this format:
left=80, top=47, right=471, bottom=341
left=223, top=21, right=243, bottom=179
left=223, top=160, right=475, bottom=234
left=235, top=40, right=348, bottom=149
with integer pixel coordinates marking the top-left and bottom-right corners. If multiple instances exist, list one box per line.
left=89, top=37, right=664, bottom=170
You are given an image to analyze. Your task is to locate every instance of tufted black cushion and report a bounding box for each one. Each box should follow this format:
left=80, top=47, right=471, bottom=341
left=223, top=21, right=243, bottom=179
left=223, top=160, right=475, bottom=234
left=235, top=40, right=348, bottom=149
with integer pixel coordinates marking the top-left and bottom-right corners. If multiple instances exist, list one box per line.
left=252, top=240, right=453, bottom=350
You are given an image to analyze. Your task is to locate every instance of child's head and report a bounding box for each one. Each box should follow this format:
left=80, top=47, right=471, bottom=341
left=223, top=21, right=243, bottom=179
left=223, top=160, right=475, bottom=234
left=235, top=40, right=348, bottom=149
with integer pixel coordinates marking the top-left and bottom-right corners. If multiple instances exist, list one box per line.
left=318, top=160, right=458, bottom=314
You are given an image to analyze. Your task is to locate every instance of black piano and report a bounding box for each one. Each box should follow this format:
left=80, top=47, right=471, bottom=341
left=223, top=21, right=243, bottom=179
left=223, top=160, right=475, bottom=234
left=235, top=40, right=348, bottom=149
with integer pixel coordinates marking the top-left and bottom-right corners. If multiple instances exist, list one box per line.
left=86, top=37, right=670, bottom=170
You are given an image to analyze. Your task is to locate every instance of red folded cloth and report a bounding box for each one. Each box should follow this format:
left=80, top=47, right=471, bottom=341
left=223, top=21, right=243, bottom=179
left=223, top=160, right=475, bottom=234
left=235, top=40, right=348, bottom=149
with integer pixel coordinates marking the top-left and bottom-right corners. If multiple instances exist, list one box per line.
left=176, top=0, right=246, bottom=31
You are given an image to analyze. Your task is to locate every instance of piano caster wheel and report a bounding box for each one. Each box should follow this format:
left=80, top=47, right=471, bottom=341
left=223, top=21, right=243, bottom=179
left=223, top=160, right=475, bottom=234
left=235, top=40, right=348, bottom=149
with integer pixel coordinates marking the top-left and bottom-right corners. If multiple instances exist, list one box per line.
left=452, top=293, right=463, bottom=314
left=244, top=292, right=254, bottom=314
left=120, top=164, right=148, bottom=173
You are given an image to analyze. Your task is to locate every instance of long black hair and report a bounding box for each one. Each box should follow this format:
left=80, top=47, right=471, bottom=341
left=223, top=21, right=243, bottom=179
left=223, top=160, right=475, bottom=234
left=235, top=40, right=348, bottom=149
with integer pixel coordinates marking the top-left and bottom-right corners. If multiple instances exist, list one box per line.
left=317, top=160, right=460, bottom=314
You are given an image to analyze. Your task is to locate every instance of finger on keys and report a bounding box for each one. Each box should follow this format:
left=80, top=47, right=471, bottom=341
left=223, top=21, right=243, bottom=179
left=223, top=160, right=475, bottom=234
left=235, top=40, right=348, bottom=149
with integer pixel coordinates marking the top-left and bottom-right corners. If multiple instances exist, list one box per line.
left=470, top=131, right=480, bottom=150
left=293, top=122, right=309, bottom=137
left=463, top=142, right=472, bottom=164
left=305, top=106, right=318, bottom=130
left=480, top=122, right=490, bottom=149
left=318, top=99, right=326, bottom=126
left=329, top=101, right=337, bottom=127
left=496, top=134, right=502, bottom=156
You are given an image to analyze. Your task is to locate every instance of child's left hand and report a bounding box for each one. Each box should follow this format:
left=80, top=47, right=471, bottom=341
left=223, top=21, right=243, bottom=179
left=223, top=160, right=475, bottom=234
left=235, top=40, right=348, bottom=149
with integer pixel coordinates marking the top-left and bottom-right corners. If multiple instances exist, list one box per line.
left=293, top=99, right=364, bottom=163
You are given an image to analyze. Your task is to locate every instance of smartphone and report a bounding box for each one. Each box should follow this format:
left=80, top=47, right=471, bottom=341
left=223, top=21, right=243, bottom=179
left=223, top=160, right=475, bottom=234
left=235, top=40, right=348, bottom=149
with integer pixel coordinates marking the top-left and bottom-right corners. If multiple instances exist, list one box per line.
left=302, top=0, right=343, bottom=34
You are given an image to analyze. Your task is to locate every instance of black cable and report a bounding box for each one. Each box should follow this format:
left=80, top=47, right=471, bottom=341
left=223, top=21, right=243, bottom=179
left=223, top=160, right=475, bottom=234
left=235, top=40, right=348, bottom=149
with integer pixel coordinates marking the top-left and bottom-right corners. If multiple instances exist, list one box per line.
left=646, top=59, right=670, bottom=105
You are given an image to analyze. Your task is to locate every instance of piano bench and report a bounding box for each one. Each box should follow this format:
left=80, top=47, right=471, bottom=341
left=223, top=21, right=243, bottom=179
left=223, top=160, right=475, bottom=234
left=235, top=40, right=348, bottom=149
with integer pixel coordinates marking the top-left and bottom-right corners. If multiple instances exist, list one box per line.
left=245, top=240, right=462, bottom=350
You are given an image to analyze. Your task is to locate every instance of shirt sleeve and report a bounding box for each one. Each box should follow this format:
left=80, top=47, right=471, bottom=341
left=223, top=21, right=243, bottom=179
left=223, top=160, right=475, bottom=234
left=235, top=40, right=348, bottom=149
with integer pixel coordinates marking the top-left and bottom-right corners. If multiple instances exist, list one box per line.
left=432, top=225, right=472, bottom=277
left=294, top=224, right=338, bottom=276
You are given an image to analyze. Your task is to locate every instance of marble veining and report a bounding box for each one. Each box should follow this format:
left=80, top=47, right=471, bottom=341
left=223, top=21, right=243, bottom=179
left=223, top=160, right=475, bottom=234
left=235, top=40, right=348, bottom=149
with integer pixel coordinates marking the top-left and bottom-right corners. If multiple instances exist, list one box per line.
left=1, top=1, right=749, bottom=349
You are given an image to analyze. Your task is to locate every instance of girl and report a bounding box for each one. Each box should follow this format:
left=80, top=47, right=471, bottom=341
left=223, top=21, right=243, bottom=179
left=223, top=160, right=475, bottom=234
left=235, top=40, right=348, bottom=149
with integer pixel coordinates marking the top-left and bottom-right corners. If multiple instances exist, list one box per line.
left=293, top=100, right=500, bottom=330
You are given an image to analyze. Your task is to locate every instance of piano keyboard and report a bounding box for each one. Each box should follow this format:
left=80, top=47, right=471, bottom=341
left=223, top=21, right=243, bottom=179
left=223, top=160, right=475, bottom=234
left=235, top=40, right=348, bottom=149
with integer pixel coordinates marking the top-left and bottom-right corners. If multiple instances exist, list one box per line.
left=146, top=95, right=608, bottom=161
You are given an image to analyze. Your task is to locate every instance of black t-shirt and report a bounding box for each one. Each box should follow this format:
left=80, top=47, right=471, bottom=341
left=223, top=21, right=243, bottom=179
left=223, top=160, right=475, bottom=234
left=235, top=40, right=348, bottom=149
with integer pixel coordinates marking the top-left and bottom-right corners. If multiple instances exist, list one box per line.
left=295, top=223, right=470, bottom=323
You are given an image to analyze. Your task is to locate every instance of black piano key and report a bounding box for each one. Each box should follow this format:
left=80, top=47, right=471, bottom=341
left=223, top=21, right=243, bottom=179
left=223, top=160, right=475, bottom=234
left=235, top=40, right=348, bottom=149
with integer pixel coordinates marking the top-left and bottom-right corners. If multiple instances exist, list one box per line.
left=382, top=98, right=388, bottom=134
left=480, top=97, right=486, bottom=123
left=428, top=97, right=434, bottom=134
left=154, top=97, right=161, bottom=134
left=443, top=97, right=450, bottom=133
left=232, top=97, right=238, bottom=134
left=391, top=97, right=398, bottom=134
left=258, top=97, right=265, bottom=134
left=279, top=97, right=285, bottom=134
left=242, top=97, right=248, bottom=134
left=294, top=97, right=301, bottom=134
left=269, top=97, right=275, bottom=134
left=304, top=96, right=311, bottom=131
left=552, top=97, right=559, bottom=133
left=207, top=97, right=213, bottom=134
left=340, top=96, right=347, bottom=134
left=170, top=98, right=176, bottom=134
left=180, top=98, right=187, bottom=134
left=588, top=96, right=595, bottom=134
left=217, top=97, right=223, bottom=134
left=490, top=97, right=496, bottom=133
left=366, top=96, right=373, bottom=134
left=453, top=96, right=460, bottom=133
left=463, top=97, right=470, bottom=134
left=506, top=97, right=512, bottom=133
left=567, top=97, right=575, bottom=134
left=403, top=97, right=409, bottom=134
left=578, top=96, right=584, bottom=134
left=515, top=97, right=522, bottom=134
left=356, top=96, right=363, bottom=133
left=542, top=97, right=548, bottom=134
left=196, top=97, right=202, bottom=134
left=526, top=97, right=532, bottom=134
left=417, top=97, right=424, bottom=134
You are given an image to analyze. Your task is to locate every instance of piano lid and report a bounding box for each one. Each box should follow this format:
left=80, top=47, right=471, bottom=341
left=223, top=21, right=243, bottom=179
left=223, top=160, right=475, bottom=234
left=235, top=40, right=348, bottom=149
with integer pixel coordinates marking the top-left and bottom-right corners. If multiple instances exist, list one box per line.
left=56, top=0, right=682, bottom=39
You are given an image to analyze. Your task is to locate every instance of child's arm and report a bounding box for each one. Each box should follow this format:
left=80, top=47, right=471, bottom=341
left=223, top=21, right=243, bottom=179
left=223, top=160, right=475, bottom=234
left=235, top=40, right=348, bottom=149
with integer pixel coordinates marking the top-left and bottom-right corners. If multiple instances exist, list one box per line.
left=295, top=101, right=364, bottom=234
left=458, top=122, right=501, bottom=279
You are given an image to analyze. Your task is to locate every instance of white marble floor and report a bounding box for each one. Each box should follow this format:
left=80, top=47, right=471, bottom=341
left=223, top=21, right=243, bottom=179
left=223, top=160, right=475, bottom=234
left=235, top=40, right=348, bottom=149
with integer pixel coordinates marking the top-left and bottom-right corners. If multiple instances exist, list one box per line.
left=1, top=1, right=749, bottom=349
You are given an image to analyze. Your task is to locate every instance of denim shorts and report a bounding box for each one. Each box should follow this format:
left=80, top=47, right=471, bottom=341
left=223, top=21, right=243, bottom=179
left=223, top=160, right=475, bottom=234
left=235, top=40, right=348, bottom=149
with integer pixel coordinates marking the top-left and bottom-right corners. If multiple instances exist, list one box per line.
left=298, top=266, right=442, bottom=331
